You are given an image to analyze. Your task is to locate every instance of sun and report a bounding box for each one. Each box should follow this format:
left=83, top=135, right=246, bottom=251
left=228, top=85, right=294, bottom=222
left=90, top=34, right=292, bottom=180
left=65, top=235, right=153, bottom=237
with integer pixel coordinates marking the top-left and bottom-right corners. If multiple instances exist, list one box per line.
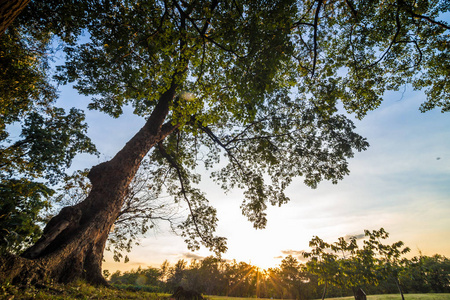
left=223, top=244, right=282, bottom=271
left=248, top=255, right=280, bottom=270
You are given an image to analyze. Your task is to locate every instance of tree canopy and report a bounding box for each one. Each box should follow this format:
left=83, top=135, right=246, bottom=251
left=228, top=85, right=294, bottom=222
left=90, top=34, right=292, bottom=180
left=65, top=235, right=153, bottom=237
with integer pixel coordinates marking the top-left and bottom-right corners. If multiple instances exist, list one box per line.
left=303, top=228, right=411, bottom=299
left=55, top=0, right=449, bottom=252
left=0, top=0, right=449, bottom=284
left=0, top=4, right=97, bottom=251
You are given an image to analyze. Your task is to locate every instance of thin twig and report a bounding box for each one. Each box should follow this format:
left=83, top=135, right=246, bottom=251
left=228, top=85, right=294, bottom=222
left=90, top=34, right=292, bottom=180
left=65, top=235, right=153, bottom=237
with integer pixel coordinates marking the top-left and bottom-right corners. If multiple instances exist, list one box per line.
left=398, top=0, right=450, bottom=30
left=370, top=5, right=402, bottom=67
left=157, top=142, right=212, bottom=247
left=345, top=0, right=358, bottom=19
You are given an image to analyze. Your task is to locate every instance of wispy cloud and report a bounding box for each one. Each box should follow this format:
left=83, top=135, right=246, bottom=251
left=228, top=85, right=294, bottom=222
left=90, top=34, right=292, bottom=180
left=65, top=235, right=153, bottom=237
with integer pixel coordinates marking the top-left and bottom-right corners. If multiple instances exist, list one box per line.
left=281, top=249, right=305, bottom=256
left=343, top=233, right=365, bottom=241
left=279, top=249, right=309, bottom=262
left=180, top=252, right=205, bottom=260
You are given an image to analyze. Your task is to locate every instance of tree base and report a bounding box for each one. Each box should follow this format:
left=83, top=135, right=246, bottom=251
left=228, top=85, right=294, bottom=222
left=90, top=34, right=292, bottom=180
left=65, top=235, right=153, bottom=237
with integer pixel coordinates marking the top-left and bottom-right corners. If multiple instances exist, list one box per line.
left=0, top=253, right=107, bottom=286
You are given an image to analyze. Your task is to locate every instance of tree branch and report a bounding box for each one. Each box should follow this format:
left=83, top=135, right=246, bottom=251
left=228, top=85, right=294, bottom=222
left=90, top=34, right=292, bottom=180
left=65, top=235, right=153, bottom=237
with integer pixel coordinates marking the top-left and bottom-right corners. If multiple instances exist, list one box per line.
left=175, top=0, right=243, bottom=57
left=345, top=0, right=358, bottom=19
left=200, top=125, right=248, bottom=176
left=370, top=5, right=402, bottom=67
left=398, top=0, right=450, bottom=30
left=224, top=117, right=271, bottom=147
left=0, top=0, right=31, bottom=36
left=312, top=0, right=323, bottom=76
left=200, top=0, right=218, bottom=35
left=291, top=21, right=314, bottom=28
left=159, top=120, right=181, bottom=140
left=157, top=141, right=212, bottom=247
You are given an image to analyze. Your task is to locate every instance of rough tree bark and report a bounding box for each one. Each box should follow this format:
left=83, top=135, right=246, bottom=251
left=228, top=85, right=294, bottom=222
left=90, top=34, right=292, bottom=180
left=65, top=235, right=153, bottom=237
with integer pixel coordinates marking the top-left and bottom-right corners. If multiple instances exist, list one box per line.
left=0, top=0, right=30, bottom=35
left=0, top=85, right=179, bottom=285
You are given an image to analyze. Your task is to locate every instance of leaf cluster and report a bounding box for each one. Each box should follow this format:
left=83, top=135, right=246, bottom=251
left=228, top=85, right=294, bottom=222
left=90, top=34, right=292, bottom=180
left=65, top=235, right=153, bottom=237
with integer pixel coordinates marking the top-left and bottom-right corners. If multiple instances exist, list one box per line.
left=303, top=228, right=411, bottom=291
left=0, top=4, right=98, bottom=252
left=0, top=179, right=52, bottom=253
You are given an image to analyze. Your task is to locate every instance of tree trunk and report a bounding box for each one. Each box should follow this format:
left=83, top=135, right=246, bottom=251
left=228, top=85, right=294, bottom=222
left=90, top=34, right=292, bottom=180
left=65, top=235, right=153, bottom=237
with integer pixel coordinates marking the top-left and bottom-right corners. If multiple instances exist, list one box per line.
left=395, top=277, right=405, bottom=300
left=353, top=287, right=367, bottom=300
left=321, top=282, right=327, bottom=300
left=0, top=0, right=30, bottom=35
left=0, top=87, right=179, bottom=285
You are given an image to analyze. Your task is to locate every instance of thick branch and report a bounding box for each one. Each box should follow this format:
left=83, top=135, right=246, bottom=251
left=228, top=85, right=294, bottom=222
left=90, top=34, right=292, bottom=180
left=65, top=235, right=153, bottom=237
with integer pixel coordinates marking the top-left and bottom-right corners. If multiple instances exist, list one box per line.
left=312, top=0, right=323, bottom=76
left=0, top=0, right=31, bottom=35
left=200, top=0, right=218, bottom=35
left=89, top=80, right=180, bottom=185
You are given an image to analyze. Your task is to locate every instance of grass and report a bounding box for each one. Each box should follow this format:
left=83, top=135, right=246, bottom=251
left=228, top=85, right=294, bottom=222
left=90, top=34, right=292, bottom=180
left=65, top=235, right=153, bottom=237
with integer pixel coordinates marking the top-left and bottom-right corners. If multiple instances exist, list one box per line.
left=0, top=281, right=171, bottom=299
left=202, top=295, right=450, bottom=300
left=318, top=295, right=450, bottom=300
left=0, top=283, right=448, bottom=300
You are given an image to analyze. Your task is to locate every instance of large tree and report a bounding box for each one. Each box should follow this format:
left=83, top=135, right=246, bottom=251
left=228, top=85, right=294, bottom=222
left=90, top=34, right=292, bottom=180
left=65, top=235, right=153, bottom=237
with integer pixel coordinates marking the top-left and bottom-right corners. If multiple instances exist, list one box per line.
left=0, top=0, right=97, bottom=254
left=1, top=0, right=449, bottom=286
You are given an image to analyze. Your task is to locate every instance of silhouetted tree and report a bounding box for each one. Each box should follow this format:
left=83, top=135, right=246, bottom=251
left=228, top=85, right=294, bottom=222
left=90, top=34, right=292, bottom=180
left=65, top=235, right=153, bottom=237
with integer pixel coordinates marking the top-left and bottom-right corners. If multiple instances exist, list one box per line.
left=304, top=228, right=410, bottom=300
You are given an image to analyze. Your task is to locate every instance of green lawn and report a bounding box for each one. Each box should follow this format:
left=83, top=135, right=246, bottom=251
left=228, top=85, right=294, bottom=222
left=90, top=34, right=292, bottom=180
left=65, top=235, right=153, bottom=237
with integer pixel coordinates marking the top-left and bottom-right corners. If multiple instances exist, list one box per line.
left=0, top=281, right=170, bottom=299
left=370, top=295, right=450, bottom=300
left=210, top=295, right=450, bottom=300
left=318, top=295, right=450, bottom=300
left=1, top=282, right=449, bottom=300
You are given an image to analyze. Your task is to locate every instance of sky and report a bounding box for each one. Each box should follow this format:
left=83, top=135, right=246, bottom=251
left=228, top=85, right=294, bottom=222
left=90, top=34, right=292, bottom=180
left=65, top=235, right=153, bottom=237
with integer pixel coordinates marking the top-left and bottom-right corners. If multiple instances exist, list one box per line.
left=56, top=80, right=450, bottom=273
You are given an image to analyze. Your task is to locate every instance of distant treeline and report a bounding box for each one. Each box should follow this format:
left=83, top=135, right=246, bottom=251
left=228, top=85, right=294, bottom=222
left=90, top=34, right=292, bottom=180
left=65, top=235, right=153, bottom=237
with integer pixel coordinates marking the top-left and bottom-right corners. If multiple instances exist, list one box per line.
left=105, top=254, right=450, bottom=299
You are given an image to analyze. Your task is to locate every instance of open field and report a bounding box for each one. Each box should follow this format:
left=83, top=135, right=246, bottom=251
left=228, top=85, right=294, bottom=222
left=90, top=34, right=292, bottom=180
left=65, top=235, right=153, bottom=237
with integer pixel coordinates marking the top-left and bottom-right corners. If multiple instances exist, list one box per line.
left=209, top=295, right=450, bottom=300
left=1, top=283, right=449, bottom=300
left=316, top=295, right=450, bottom=300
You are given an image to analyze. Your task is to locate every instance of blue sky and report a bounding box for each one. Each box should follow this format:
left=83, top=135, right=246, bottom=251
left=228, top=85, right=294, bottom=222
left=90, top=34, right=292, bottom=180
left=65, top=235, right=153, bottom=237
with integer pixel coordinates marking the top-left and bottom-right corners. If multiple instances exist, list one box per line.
left=57, top=82, right=450, bottom=272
